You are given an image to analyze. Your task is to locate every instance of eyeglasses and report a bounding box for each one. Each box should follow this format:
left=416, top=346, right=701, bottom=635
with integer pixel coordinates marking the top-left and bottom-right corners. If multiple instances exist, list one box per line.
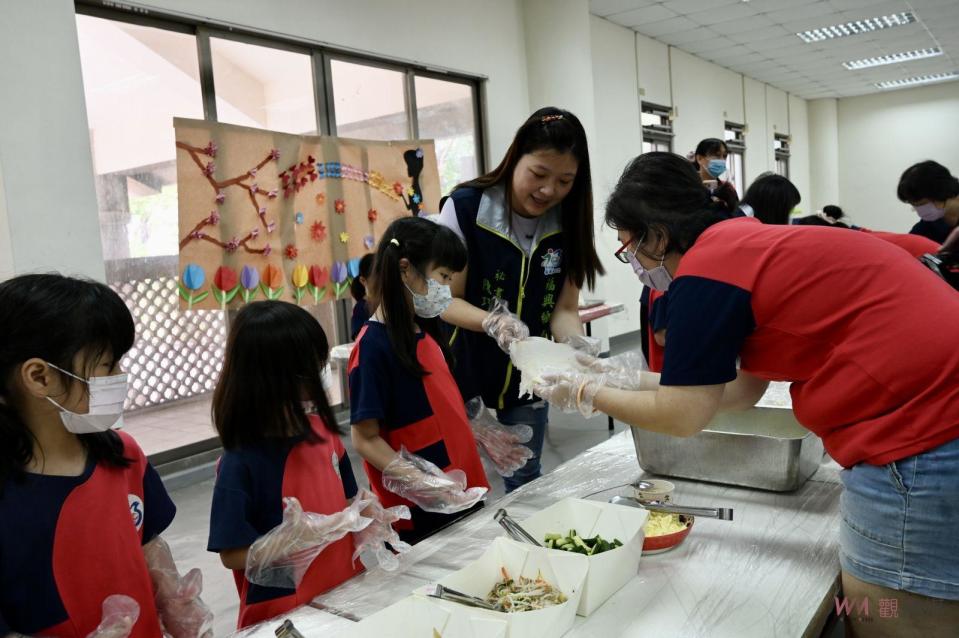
left=613, top=235, right=642, bottom=264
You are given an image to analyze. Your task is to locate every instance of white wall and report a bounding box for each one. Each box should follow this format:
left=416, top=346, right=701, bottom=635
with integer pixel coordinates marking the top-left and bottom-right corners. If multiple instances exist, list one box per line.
left=590, top=15, right=643, bottom=335
left=0, top=0, right=105, bottom=280
left=808, top=98, right=839, bottom=213
left=0, top=161, right=13, bottom=280
left=743, top=76, right=770, bottom=178
left=788, top=95, right=810, bottom=216
left=833, top=82, right=959, bottom=233
left=635, top=33, right=671, bottom=107
left=669, top=48, right=744, bottom=161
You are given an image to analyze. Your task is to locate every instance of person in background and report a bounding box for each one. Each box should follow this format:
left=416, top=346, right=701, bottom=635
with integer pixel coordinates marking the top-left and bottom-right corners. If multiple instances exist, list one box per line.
left=691, top=138, right=739, bottom=213
left=207, top=301, right=407, bottom=629
left=534, top=152, right=959, bottom=637
left=738, top=173, right=800, bottom=225
left=0, top=274, right=212, bottom=638
left=350, top=217, right=489, bottom=545
left=793, top=205, right=941, bottom=259
left=436, top=107, right=604, bottom=492
left=897, top=160, right=959, bottom=245
left=350, top=253, right=375, bottom=340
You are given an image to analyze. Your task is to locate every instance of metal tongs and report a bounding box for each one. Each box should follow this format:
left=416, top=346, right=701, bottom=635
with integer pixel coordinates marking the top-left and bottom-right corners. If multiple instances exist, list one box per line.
left=608, top=495, right=734, bottom=521
left=494, top=508, right=542, bottom=546
left=427, top=583, right=499, bottom=611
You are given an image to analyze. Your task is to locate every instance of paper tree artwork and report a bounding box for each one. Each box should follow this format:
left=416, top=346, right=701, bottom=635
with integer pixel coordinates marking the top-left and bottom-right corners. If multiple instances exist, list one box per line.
left=175, top=118, right=440, bottom=310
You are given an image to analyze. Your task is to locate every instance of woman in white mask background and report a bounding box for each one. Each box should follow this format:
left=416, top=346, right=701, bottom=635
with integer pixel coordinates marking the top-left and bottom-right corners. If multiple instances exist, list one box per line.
left=691, top=137, right=740, bottom=214
left=531, top=153, right=959, bottom=636
left=0, top=274, right=213, bottom=637
left=897, top=160, right=959, bottom=248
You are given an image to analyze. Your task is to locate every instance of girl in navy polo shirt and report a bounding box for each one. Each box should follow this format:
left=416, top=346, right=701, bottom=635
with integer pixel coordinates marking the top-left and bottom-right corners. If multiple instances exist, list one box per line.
left=0, top=274, right=212, bottom=638
left=536, top=152, right=959, bottom=633
left=436, top=107, right=604, bottom=492
left=208, top=300, right=409, bottom=629
left=350, top=217, right=490, bottom=545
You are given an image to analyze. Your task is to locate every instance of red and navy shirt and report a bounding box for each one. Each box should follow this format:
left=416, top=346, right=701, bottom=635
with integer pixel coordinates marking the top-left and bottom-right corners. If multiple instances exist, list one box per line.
left=661, top=217, right=959, bottom=468
left=348, top=321, right=489, bottom=532
left=647, top=288, right=667, bottom=373
left=0, top=432, right=174, bottom=637
left=859, top=228, right=940, bottom=258
left=206, top=417, right=361, bottom=629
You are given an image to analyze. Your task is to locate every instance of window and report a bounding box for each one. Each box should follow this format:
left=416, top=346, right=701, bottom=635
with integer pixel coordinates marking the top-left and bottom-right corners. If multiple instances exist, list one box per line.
left=724, top=122, right=746, bottom=195
left=641, top=102, right=673, bottom=154
left=75, top=6, right=486, bottom=446
left=774, top=134, right=791, bottom=178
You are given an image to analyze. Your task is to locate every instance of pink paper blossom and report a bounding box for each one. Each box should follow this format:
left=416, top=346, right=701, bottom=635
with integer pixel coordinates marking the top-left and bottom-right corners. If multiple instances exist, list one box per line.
left=269, top=148, right=280, bottom=161
left=207, top=210, right=220, bottom=225
left=249, top=168, right=258, bottom=177
left=215, top=191, right=225, bottom=204
left=203, top=141, right=217, bottom=157
left=225, top=237, right=240, bottom=253
left=203, top=161, right=215, bottom=177
left=262, top=244, right=272, bottom=257
left=249, top=183, right=259, bottom=194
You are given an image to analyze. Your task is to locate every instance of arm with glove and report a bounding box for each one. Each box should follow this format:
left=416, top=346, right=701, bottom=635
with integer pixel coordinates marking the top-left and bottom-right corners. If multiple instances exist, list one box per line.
left=466, top=397, right=533, bottom=477
left=142, top=537, right=214, bottom=638
left=350, top=488, right=413, bottom=571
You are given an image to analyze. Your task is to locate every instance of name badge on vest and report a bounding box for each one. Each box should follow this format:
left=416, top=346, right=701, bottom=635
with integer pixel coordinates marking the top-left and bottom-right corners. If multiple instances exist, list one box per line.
left=542, top=248, right=563, bottom=276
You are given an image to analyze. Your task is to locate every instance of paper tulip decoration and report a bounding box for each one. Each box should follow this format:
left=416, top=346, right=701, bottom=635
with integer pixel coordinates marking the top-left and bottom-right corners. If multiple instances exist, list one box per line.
left=331, top=261, right=350, bottom=298
left=212, top=266, right=240, bottom=310
left=260, top=264, right=285, bottom=300
left=308, top=265, right=329, bottom=303
left=178, top=264, right=208, bottom=310
left=347, top=257, right=361, bottom=279
left=291, top=264, right=309, bottom=304
left=240, top=265, right=259, bottom=303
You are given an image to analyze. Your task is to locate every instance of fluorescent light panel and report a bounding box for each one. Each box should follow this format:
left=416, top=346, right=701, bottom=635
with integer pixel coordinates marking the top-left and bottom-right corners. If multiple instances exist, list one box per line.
left=843, top=47, right=942, bottom=70
left=797, top=12, right=915, bottom=43
left=874, top=72, right=959, bottom=89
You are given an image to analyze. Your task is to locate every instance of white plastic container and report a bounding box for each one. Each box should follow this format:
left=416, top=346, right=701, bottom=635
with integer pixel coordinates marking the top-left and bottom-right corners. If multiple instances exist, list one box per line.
left=518, top=497, right=649, bottom=616
left=340, top=594, right=508, bottom=638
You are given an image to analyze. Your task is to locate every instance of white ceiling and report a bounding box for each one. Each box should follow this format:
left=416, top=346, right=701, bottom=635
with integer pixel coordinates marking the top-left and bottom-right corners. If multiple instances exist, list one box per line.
left=590, top=0, right=959, bottom=98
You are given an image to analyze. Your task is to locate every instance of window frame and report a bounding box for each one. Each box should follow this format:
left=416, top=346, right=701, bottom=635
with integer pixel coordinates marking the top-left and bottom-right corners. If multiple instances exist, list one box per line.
left=774, top=133, right=791, bottom=178
left=641, top=102, right=673, bottom=153
left=723, top=122, right=746, bottom=195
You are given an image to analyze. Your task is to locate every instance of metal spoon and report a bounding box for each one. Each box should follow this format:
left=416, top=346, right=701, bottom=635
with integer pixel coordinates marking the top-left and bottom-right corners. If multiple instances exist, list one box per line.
left=494, top=509, right=542, bottom=546
left=609, top=495, right=734, bottom=521
left=427, top=584, right=499, bottom=611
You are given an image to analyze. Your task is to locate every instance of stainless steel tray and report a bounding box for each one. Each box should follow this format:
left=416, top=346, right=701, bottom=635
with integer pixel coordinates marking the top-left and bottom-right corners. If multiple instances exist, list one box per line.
left=631, top=406, right=824, bottom=492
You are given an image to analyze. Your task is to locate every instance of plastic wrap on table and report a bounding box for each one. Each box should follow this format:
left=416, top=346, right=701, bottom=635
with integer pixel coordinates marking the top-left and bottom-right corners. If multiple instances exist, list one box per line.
left=228, top=604, right=355, bottom=637
left=311, top=432, right=641, bottom=619
left=756, top=381, right=792, bottom=408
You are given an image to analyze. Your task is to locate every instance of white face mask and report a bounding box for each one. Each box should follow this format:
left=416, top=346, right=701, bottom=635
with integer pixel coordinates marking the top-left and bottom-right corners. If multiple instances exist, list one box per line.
left=625, top=239, right=673, bottom=291
left=405, top=271, right=453, bottom=318
left=915, top=202, right=945, bottom=222
left=45, top=363, right=127, bottom=434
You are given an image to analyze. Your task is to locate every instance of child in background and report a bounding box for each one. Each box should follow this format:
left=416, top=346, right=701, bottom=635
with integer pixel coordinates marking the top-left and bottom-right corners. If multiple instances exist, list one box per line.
left=0, top=274, right=212, bottom=638
left=350, top=253, right=375, bottom=340
left=207, top=301, right=408, bottom=629
left=350, top=217, right=490, bottom=545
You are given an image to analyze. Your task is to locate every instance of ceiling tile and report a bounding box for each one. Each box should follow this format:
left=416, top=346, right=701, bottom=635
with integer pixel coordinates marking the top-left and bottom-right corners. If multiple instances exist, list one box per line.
left=712, top=14, right=777, bottom=35
left=661, top=0, right=741, bottom=13
left=839, top=1, right=915, bottom=22
left=634, top=16, right=701, bottom=35
left=751, top=0, right=826, bottom=10
left=590, top=0, right=656, bottom=17
left=827, top=0, right=895, bottom=9
left=658, top=27, right=723, bottom=46
left=680, top=35, right=738, bottom=53
left=765, top=2, right=839, bottom=25
left=728, top=25, right=791, bottom=43
left=613, top=5, right=678, bottom=26
left=686, top=3, right=762, bottom=26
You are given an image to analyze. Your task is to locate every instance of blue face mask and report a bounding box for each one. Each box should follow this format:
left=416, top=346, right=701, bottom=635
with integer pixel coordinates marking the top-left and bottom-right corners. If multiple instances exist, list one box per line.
left=707, top=159, right=727, bottom=178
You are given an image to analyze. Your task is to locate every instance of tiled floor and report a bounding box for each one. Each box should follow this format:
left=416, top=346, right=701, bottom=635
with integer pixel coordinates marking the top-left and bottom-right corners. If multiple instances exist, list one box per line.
left=124, top=398, right=218, bottom=456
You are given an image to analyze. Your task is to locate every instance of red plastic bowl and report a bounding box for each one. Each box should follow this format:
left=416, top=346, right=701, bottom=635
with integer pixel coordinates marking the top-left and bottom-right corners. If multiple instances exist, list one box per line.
left=642, top=515, right=694, bottom=554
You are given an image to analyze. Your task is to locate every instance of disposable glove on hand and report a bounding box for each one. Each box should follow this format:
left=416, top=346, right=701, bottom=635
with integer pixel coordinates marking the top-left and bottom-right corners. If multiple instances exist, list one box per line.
left=85, top=595, right=140, bottom=638
left=482, top=298, right=530, bottom=354
left=573, top=351, right=648, bottom=390
left=381, top=447, right=488, bottom=514
left=143, top=537, right=214, bottom=638
left=531, top=370, right=607, bottom=417
left=561, top=334, right=603, bottom=357
left=466, top=397, right=533, bottom=477
left=351, top=488, right=413, bottom=571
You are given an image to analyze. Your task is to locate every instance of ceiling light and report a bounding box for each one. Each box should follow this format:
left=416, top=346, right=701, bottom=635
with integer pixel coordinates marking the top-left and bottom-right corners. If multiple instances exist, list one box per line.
left=797, top=12, right=915, bottom=43
left=843, top=47, right=942, bottom=70
left=874, top=72, right=959, bottom=89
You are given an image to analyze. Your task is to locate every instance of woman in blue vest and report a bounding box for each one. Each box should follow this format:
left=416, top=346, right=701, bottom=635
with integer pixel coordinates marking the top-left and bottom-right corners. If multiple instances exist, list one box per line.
left=436, top=106, right=604, bottom=492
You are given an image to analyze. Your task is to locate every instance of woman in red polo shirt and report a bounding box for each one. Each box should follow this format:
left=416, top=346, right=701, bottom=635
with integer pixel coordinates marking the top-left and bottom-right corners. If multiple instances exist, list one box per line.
left=533, top=153, right=959, bottom=637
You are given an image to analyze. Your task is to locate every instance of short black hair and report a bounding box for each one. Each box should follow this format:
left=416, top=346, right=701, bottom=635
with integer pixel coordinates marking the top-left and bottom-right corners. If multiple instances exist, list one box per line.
left=897, top=160, right=959, bottom=203
left=350, top=253, right=375, bottom=301
left=741, top=174, right=801, bottom=226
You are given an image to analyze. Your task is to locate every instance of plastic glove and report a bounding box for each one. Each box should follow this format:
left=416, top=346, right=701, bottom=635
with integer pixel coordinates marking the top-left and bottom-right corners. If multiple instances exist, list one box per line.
left=85, top=595, right=139, bottom=638
left=351, top=488, right=413, bottom=571
left=573, top=350, right=648, bottom=390
left=143, top=536, right=214, bottom=638
left=246, top=496, right=373, bottom=590
left=530, top=370, right=607, bottom=417
left=482, top=298, right=530, bottom=354
left=562, top=334, right=602, bottom=357
left=381, top=447, right=488, bottom=514
left=466, top=397, right=534, bottom=477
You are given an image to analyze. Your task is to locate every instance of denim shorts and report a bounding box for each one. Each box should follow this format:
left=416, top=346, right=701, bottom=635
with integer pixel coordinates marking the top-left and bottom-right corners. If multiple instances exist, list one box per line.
left=839, top=436, right=959, bottom=600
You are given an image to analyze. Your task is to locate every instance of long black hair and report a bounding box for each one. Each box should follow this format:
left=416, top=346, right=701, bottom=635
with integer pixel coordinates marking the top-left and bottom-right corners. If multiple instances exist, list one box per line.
left=897, top=160, right=959, bottom=203
left=212, top=301, right=340, bottom=450
left=0, top=274, right=134, bottom=489
left=606, top=152, right=728, bottom=253
left=350, top=253, right=375, bottom=301
left=369, top=217, right=467, bottom=377
left=741, top=173, right=801, bottom=226
left=455, top=106, right=604, bottom=290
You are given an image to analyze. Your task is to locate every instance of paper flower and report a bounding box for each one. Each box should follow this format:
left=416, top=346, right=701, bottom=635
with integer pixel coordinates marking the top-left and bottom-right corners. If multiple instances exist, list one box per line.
left=316, top=192, right=326, bottom=205
left=249, top=168, right=258, bottom=177
left=215, top=191, right=225, bottom=204
left=415, top=147, right=424, bottom=159
left=267, top=189, right=278, bottom=199
left=308, top=265, right=329, bottom=303
left=266, top=222, right=276, bottom=234
left=249, top=183, right=259, bottom=194
left=347, top=257, right=361, bottom=279
left=334, top=199, right=346, bottom=214
left=260, top=263, right=285, bottom=300
left=412, top=193, right=421, bottom=205
left=178, top=264, right=208, bottom=310
left=406, top=186, right=415, bottom=197
left=207, top=210, right=220, bottom=225
left=393, top=182, right=403, bottom=195
left=339, top=231, right=349, bottom=244
left=225, top=237, right=240, bottom=253
left=262, top=244, right=272, bottom=257
left=212, top=266, right=240, bottom=309
left=364, top=235, right=375, bottom=250
left=258, top=206, right=267, bottom=217
left=250, top=228, right=260, bottom=240
left=311, top=221, right=327, bottom=242
left=203, top=161, right=215, bottom=177
left=295, top=211, right=304, bottom=225
left=367, top=208, right=378, bottom=222
left=285, top=244, right=298, bottom=260
left=269, top=148, right=280, bottom=161
left=202, top=141, right=217, bottom=157
left=292, top=264, right=309, bottom=303
left=240, top=265, right=259, bottom=303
